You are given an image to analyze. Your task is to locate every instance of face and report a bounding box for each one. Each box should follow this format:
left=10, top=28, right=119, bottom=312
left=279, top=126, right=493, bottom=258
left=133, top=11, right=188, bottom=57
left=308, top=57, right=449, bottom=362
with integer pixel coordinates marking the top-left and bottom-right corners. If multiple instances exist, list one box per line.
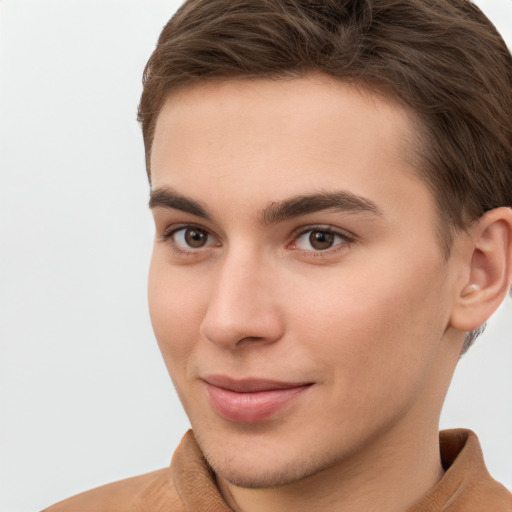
left=148, top=75, right=461, bottom=488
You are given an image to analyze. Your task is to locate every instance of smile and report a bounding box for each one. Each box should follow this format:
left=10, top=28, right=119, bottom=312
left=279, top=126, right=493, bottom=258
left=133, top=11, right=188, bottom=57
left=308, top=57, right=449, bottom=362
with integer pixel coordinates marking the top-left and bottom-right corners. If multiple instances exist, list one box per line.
left=202, top=376, right=313, bottom=423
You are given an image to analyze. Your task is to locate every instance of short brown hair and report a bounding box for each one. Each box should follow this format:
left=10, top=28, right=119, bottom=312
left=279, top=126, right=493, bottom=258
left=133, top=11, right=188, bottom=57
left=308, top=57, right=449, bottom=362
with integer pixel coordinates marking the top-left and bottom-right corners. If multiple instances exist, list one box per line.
left=138, top=0, right=512, bottom=351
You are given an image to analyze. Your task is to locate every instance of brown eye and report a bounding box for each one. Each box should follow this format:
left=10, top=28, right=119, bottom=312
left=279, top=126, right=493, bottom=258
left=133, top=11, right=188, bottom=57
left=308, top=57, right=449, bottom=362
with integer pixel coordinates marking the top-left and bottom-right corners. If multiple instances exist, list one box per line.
left=167, top=226, right=216, bottom=251
left=294, top=227, right=349, bottom=252
left=183, top=227, right=209, bottom=248
left=308, top=230, right=335, bottom=250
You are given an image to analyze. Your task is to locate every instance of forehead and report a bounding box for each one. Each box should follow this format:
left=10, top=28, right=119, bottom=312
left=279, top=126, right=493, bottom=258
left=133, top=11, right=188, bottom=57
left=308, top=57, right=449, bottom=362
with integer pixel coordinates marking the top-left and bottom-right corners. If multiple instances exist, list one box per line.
left=150, top=75, right=432, bottom=226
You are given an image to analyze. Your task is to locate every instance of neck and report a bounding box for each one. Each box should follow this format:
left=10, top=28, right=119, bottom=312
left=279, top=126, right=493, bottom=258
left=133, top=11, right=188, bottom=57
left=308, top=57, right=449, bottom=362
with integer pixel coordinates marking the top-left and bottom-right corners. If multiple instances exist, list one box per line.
left=217, top=422, right=444, bottom=512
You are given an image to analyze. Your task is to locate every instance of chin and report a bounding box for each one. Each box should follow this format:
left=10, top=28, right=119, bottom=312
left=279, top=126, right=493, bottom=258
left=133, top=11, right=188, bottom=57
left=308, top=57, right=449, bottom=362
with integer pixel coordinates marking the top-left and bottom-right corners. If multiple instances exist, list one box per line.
left=195, top=427, right=333, bottom=489
left=211, top=454, right=326, bottom=489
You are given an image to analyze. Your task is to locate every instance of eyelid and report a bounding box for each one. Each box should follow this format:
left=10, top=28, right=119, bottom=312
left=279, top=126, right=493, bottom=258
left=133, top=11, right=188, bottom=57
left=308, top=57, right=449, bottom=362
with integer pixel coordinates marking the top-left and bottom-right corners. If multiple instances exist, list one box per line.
left=160, top=223, right=220, bottom=252
left=158, top=222, right=354, bottom=257
left=289, top=224, right=355, bottom=253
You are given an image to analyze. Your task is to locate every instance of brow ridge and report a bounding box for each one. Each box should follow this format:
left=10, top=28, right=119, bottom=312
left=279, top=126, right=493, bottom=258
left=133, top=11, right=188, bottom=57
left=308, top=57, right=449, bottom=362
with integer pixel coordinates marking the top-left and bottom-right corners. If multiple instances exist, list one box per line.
left=149, top=187, right=381, bottom=224
left=261, top=191, right=382, bottom=224
left=149, top=187, right=209, bottom=218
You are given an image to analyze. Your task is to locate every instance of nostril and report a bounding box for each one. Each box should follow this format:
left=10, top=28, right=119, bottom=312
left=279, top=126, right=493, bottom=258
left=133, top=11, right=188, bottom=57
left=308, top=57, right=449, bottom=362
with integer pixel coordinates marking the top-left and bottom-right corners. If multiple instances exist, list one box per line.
left=199, top=309, right=284, bottom=350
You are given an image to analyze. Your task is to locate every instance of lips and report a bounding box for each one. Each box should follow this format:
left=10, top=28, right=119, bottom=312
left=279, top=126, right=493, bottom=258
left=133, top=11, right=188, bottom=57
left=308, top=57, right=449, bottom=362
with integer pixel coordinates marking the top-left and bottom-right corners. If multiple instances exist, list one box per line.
left=202, top=375, right=312, bottom=423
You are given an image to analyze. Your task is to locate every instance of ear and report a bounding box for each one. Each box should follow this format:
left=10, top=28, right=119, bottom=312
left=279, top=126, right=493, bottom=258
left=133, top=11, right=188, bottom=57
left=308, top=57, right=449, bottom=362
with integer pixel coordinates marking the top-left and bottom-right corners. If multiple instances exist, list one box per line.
left=449, top=207, right=512, bottom=332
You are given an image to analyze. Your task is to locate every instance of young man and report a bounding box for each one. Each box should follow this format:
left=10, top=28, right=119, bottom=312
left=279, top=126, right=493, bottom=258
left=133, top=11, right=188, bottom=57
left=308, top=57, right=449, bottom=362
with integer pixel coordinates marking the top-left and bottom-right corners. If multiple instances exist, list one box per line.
left=44, top=0, right=512, bottom=510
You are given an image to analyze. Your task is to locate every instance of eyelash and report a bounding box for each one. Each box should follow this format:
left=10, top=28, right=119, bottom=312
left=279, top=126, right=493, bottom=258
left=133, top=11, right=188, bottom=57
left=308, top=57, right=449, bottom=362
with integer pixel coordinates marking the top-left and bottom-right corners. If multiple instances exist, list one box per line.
left=160, top=224, right=218, bottom=256
left=159, top=224, right=354, bottom=257
left=290, top=225, right=354, bottom=255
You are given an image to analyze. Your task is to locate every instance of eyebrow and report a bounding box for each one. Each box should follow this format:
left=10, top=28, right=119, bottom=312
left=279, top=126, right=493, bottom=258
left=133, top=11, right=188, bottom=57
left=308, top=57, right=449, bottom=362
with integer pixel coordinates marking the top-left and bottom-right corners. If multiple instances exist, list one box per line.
left=149, top=187, right=382, bottom=223
left=261, top=191, right=382, bottom=224
left=149, top=188, right=210, bottom=218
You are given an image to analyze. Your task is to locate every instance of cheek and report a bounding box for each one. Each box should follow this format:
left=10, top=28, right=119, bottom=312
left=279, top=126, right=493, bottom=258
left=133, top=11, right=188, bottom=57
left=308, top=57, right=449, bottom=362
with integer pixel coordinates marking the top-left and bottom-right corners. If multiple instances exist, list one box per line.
left=291, top=254, right=449, bottom=396
left=148, top=257, right=207, bottom=371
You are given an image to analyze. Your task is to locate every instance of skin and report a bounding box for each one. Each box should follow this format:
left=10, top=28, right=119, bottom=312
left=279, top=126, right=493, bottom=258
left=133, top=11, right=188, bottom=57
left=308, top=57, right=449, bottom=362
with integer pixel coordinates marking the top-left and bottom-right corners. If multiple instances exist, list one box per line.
left=147, top=75, right=505, bottom=512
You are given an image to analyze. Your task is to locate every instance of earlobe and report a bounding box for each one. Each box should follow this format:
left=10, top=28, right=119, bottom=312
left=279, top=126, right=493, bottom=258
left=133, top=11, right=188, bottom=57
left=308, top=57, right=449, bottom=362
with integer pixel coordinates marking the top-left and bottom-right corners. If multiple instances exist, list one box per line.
left=450, top=207, right=512, bottom=332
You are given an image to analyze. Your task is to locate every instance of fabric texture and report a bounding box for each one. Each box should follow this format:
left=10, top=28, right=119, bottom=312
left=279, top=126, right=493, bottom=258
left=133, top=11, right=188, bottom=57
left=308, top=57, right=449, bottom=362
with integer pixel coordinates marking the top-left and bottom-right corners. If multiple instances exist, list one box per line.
left=42, top=429, right=512, bottom=511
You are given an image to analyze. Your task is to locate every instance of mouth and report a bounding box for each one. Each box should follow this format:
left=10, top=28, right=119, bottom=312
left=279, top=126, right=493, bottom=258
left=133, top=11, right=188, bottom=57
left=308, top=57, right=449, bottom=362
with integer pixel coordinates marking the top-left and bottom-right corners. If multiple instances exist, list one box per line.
left=201, top=375, right=313, bottom=423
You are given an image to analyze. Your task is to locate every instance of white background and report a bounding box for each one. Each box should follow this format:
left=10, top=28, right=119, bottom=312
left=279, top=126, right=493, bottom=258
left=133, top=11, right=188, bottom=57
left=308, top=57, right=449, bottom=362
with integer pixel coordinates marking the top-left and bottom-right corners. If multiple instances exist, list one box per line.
left=0, top=1, right=511, bottom=510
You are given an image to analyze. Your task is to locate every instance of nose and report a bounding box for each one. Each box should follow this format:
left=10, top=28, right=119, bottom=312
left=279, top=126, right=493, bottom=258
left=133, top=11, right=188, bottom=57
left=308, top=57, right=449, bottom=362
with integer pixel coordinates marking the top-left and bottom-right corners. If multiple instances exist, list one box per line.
left=199, top=249, right=285, bottom=350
